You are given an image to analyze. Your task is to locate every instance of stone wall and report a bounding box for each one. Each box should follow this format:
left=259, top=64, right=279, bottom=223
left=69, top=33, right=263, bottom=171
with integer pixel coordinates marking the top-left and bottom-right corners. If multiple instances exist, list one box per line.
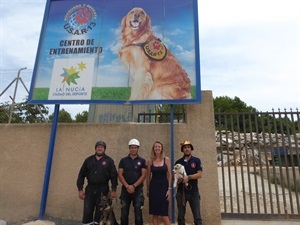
left=0, top=91, right=221, bottom=224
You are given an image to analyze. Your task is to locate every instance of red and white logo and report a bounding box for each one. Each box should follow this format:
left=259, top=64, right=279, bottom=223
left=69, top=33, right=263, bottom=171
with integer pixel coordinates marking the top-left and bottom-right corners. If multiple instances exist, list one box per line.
left=64, top=4, right=97, bottom=35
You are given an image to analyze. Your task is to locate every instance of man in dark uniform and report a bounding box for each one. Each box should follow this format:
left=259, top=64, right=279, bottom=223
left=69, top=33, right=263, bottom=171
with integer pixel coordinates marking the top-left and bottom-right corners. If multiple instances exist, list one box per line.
left=77, top=140, right=118, bottom=225
left=118, top=138, right=147, bottom=225
left=175, top=140, right=203, bottom=225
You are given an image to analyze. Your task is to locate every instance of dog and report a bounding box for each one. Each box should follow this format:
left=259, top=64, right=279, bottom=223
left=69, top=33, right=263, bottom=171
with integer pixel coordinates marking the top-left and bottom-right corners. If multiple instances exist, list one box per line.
left=119, top=7, right=192, bottom=100
left=99, top=194, right=119, bottom=225
left=173, top=163, right=188, bottom=188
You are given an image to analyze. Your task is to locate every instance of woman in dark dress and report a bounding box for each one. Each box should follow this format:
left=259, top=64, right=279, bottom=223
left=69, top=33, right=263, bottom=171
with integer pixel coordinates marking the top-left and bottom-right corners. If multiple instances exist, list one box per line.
left=147, top=141, right=172, bottom=225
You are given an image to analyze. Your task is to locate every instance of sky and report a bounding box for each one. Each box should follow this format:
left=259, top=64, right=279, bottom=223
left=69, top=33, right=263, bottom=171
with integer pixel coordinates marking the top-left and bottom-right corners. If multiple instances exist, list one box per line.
left=0, top=0, right=300, bottom=117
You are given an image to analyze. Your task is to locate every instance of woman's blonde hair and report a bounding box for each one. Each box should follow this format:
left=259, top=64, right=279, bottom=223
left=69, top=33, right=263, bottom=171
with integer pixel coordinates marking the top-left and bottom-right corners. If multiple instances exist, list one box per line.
left=150, top=141, right=165, bottom=161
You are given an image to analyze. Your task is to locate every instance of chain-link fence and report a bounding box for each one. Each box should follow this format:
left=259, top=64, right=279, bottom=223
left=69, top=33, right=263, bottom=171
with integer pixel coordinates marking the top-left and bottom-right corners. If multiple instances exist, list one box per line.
left=0, top=69, right=88, bottom=123
left=2, top=70, right=300, bottom=124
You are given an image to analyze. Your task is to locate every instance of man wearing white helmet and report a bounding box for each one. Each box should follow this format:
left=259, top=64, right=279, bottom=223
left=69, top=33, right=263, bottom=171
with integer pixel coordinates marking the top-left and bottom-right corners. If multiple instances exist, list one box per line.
left=175, top=140, right=203, bottom=225
left=118, top=138, right=147, bottom=225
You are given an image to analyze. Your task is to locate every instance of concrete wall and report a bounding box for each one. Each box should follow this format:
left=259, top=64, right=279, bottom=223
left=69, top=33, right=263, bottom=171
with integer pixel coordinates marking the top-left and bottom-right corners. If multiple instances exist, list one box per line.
left=0, top=91, right=221, bottom=225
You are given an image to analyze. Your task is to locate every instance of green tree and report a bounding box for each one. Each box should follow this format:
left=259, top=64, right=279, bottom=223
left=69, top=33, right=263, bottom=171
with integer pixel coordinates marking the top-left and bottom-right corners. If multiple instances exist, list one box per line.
left=14, top=100, right=49, bottom=123
left=0, top=100, right=48, bottom=123
left=156, top=104, right=185, bottom=122
left=214, top=96, right=257, bottom=112
left=0, top=102, right=22, bottom=123
left=49, top=108, right=73, bottom=123
left=75, top=111, right=88, bottom=122
left=214, top=96, right=257, bottom=132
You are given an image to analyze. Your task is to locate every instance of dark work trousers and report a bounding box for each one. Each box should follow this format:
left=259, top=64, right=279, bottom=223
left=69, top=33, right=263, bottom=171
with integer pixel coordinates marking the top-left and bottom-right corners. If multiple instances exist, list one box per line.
left=82, top=185, right=108, bottom=225
left=120, top=188, right=144, bottom=225
left=176, top=191, right=202, bottom=225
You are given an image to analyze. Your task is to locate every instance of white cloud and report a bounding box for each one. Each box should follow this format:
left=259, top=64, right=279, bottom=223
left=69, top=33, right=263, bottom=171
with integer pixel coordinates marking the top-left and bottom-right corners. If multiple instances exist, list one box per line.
left=198, top=0, right=300, bottom=111
left=199, top=0, right=300, bottom=28
left=0, top=0, right=299, bottom=113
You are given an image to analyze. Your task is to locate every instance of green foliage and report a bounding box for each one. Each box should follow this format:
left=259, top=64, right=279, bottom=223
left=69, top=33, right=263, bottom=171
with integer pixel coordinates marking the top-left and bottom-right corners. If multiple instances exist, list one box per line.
left=214, top=96, right=257, bottom=112
left=156, top=104, right=184, bottom=114
left=0, top=102, right=21, bottom=123
left=0, top=100, right=48, bottom=123
left=75, top=111, right=88, bottom=122
left=214, top=96, right=257, bottom=132
left=156, top=104, right=185, bottom=122
left=15, top=99, right=49, bottom=123
left=49, top=108, right=73, bottom=123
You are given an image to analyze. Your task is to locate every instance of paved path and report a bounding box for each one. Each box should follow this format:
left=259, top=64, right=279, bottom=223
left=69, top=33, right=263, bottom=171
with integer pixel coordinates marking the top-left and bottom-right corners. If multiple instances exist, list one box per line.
left=1, top=218, right=299, bottom=225
left=221, top=220, right=300, bottom=225
left=15, top=220, right=300, bottom=225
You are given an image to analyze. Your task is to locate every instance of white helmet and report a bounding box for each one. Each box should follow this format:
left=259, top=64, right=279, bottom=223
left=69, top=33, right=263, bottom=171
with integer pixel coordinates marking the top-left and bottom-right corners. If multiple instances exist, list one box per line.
left=128, top=138, right=140, bottom=146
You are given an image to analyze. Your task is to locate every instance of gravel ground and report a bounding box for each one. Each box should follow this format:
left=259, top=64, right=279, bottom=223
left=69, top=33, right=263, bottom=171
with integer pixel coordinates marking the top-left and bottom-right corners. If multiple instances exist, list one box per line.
left=4, top=215, right=81, bottom=225
left=5, top=216, right=182, bottom=225
left=5, top=217, right=184, bottom=225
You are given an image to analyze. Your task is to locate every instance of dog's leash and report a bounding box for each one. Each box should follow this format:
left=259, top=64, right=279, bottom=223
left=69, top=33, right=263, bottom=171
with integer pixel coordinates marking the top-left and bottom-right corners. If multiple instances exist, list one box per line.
left=181, top=185, right=186, bottom=206
left=181, top=180, right=192, bottom=206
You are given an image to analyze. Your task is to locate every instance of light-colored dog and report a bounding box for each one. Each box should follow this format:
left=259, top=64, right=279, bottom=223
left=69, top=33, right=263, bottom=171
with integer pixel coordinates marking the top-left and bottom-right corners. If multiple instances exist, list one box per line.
left=173, top=163, right=188, bottom=188
left=119, top=7, right=192, bottom=100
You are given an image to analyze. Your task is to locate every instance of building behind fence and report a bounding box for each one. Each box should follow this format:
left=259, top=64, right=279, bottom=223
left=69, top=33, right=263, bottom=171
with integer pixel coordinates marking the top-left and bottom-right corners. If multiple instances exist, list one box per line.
left=215, top=109, right=300, bottom=220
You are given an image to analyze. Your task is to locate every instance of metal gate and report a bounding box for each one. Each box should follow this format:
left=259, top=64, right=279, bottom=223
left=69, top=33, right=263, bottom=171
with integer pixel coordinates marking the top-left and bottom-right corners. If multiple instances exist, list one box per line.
left=215, top=109, right=300, bottom=220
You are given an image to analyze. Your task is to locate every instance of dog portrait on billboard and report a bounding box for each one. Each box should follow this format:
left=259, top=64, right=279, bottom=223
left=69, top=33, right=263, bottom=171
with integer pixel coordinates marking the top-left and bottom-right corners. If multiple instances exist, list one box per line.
left=29, top=0, right=200, bottom=104
left=119, top=7, right=192, bottom=101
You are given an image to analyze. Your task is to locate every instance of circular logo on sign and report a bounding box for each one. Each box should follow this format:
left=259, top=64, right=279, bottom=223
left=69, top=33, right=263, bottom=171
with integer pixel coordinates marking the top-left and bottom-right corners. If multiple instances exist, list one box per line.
left=143, top=39, right=167, bottom=61
left=64, top=4, right=97, bottom=35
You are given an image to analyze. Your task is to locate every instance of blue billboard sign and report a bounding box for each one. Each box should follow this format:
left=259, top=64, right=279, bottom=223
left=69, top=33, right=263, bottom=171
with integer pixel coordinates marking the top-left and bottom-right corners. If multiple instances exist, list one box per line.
left=29, top=0, right=201, bottom=104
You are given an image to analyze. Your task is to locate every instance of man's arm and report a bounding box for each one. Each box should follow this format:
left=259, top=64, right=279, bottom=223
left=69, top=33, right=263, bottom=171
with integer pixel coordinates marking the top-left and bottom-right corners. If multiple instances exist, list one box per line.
left=183, top=170, right=202, bottom=184
left=109, top=161, right=118, bottom=191
left=77, top=160, right=87, bottom=200
left=118, top=168, right=128, bottom=187
left=133, top=167, right=147, bottom=188
left=118, top=167, right=135, bottom=194
left=76, top=160, right=87, bottom=191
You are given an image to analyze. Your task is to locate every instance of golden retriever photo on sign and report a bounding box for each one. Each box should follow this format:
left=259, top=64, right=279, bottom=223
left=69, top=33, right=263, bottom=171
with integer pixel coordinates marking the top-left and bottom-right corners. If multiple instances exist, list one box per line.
left=119, top=7, right=192, bottom=100
left=30, top=0, right=200, bottom=104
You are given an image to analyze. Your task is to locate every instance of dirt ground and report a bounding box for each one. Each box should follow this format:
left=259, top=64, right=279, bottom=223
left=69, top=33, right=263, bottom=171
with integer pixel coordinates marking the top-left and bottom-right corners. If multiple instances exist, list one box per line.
left=2, top=216, right=81, bottom=225
left=4, top=167, right=298, bottom=224
left=218, top=166, right=299, bottom=214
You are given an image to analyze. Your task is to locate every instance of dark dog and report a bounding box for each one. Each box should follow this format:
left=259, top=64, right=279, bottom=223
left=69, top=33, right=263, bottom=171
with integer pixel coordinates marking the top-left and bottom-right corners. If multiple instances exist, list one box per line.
left=99, top=194, right=119, bottom=225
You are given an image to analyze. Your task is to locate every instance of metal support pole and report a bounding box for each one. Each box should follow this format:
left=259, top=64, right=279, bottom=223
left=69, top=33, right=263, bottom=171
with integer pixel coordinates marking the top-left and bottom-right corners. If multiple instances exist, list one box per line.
left=170, top=104, right=175, bottom=223
left=39, top=104, right=60, bottom=219
left=8, top=67, right=26, bottom=123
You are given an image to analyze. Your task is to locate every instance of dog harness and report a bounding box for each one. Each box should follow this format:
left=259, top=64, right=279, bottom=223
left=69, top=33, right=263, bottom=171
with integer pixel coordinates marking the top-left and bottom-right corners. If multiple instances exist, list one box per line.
left=122, top=38, right=167, bottom=61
